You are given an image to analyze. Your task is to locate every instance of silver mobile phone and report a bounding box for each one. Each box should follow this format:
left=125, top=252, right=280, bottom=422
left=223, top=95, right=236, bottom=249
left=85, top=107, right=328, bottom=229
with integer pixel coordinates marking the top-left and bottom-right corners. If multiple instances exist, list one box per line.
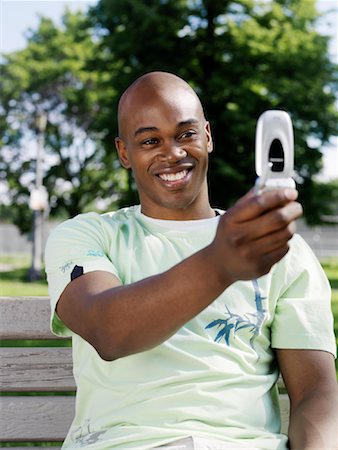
left=254, top=110, right=296, bottom=193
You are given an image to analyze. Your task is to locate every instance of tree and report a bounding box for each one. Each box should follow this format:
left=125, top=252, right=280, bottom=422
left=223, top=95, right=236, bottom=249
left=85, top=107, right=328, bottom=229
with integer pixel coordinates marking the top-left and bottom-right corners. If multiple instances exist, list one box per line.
left=90, top=0, right=338, bottom=220
left=0, top=10, right=127, bottom=233
left=1, top=1, right=337, bottom=232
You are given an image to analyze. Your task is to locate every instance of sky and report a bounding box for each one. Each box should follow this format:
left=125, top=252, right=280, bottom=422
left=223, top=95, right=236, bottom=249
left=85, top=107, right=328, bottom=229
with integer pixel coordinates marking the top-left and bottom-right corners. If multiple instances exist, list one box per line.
left=0, top=0, right=337, bottom=181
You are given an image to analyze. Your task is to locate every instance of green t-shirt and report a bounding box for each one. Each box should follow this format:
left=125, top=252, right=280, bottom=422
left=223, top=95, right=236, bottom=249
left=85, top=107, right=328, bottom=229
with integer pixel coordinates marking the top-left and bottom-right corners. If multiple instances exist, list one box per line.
left=45, top=206, right=336, bottom=450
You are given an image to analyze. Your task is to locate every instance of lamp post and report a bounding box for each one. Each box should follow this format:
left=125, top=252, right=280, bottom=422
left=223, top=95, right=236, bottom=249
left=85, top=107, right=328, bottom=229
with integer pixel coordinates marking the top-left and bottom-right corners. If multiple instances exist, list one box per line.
left=29, top=112, right=48, bottom=281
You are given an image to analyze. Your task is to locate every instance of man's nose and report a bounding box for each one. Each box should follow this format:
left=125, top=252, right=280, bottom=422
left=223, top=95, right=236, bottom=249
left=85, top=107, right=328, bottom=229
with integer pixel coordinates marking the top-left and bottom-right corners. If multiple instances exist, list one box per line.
left=162, top=142, right=187, bottom=162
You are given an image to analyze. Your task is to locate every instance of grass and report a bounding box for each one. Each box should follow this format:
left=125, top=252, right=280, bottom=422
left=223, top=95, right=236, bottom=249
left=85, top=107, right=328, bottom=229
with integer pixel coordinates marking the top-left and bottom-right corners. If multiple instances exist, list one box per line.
left=0, top=254, right=48, bottom=296
left=321, top=258, right=338, bottom=289
left=321, top=259, right=338, bottom=369
left=0, top=270, right=48, bottom=296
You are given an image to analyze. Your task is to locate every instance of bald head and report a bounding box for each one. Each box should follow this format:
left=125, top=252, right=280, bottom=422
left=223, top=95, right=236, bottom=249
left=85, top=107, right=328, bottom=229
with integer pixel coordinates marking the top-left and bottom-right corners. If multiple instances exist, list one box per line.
left=117, top=71, right=206, bottom=139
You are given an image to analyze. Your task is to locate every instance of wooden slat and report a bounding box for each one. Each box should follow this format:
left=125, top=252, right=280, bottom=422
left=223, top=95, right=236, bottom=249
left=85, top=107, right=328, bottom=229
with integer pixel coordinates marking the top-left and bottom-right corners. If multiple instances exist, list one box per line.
left=0, top=347, right=75, bottom=391
left=0, top=296, right=63, bottom=340
left=0, top=397, right=290, bottom=443
left=277, top=374, right=286, bottom=390
left=0, top=447, right=61, bottom=450
left=279, top=393, right=290, bottom=435
left=0, top=448, right=61, bottom=450
left=0, top=396, right=74, bottom=441
left=0, top=395, right=291, bottom=442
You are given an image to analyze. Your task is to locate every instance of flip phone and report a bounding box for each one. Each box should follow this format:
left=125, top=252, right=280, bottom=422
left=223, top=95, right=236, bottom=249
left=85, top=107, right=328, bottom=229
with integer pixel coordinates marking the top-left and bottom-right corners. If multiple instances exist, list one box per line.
left=254, top=110, right=296, bottom=194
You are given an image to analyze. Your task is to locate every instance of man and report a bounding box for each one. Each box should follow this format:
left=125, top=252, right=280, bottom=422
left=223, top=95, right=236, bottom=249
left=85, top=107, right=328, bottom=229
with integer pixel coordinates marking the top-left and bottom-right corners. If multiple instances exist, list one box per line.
left=45, top=71, right=337, bottom=450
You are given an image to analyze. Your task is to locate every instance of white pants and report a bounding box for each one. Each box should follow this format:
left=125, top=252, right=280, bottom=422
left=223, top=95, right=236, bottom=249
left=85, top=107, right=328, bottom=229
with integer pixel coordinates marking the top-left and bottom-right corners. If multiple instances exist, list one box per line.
left=154, top=437, right=260, bottom=450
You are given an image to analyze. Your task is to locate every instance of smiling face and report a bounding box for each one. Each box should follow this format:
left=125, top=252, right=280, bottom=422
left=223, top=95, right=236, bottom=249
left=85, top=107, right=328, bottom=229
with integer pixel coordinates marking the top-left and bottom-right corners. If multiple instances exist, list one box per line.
left=115, top=72, right=214, bottom=220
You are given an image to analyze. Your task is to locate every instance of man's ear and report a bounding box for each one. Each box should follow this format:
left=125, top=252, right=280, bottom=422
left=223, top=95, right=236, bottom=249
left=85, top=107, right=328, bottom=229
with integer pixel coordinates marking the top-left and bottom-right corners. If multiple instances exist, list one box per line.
left=205, top=122, right=213, bottom=154
left=115, top=137, right=131, bottom=169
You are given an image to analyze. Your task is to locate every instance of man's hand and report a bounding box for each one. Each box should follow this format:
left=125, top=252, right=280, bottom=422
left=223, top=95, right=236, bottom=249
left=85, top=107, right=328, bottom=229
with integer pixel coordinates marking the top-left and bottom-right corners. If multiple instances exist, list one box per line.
left=210, top=188, right=303, bottom=283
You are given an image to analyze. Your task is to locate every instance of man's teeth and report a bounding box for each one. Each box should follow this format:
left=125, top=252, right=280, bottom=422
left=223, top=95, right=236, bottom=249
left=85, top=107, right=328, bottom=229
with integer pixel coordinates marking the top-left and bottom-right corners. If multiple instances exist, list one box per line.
left=159, top=170, right=188, bottom=181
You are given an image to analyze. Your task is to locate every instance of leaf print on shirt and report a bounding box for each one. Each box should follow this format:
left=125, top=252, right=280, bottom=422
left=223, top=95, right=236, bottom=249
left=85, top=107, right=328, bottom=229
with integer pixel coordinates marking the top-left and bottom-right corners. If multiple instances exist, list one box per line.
left=205, top=279, right=267, bottom=348
left=69, top=419, right=106, bottom=447
left=59, top=261, right=73, bottom=273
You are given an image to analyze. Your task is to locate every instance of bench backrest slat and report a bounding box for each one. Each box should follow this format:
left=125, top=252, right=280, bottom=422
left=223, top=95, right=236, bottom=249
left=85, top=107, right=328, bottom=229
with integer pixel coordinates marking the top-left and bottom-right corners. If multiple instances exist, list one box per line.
left=3, top=447, right=61, bottom=450
left=0, top=347, right=75, bottom=391
left=0, top=396, right=75, bottom=441
left=0, top=296, right=75, bottom=444
left=279, top=394, right=290, bottom=435
left=0, top=296, right=61, bottom=340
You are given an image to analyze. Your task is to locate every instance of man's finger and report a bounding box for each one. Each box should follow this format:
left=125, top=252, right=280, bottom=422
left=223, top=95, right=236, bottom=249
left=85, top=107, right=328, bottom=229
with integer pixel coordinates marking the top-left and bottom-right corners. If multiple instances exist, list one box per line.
left=229, top=188, right=299, bottom=223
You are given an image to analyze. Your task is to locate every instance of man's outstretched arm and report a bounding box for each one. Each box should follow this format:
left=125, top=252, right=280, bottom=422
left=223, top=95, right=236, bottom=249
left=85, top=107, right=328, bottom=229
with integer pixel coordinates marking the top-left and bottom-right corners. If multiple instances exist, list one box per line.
left=54, top=189, right=302, bottom=360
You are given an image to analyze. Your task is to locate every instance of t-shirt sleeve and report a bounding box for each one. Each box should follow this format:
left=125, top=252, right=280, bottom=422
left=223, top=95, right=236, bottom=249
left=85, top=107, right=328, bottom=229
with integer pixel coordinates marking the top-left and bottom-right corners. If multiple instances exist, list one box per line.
left=271, top=234, right=336, bottom=358
left=44, top=212, right=120, bottom=337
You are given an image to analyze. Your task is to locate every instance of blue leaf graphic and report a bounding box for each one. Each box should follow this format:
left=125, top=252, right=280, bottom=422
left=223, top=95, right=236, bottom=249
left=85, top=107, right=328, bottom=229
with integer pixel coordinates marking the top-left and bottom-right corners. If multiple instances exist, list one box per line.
left=205, top=319, right=228, bottom=329
left=224, top=324, right=234, bottom=345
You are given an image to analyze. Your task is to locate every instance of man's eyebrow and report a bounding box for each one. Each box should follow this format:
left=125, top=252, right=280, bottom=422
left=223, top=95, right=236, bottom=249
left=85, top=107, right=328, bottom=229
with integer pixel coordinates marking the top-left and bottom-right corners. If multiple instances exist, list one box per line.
left=134, top=119, right=199, bottom=137
left=134, top=126, right=159, bottom=137
left=177, top=119, right=199, bottom=128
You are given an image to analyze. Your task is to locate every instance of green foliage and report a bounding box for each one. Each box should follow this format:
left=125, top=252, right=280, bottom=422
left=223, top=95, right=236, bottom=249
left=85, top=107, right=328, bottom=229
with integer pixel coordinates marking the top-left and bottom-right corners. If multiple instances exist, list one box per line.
left=1, top=1, right=337, bottom=233
left=89, top=0, right=338, bottom=215
left=301, top=179, right=338, bottom=225
left=0, top=10, right=127, bottom=232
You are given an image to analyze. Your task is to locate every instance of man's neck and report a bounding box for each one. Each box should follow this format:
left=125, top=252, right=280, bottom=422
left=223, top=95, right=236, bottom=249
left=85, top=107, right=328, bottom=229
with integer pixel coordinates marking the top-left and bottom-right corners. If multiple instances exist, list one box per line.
left=140, top=205, right=216, bottom=221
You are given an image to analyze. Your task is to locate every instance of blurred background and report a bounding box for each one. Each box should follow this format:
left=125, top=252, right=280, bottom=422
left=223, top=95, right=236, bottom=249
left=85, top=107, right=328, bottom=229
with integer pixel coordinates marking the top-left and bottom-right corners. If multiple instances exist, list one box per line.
left=0, top=0, right=337, bottom=310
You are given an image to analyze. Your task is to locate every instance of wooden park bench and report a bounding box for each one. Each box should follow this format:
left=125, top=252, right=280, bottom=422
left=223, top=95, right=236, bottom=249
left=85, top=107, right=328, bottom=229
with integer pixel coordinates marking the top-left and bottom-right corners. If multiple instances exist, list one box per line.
left=0, top=296, right=290, bottom=448
left=0, top=296, right=74, bottom=449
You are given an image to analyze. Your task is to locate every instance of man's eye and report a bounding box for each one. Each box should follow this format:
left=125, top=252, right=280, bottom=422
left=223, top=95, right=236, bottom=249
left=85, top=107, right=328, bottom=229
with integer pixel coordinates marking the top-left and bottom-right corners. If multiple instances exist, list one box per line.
left=142, top=138, right=158, bottom=145
left=180, top=131, right=196, bottom=139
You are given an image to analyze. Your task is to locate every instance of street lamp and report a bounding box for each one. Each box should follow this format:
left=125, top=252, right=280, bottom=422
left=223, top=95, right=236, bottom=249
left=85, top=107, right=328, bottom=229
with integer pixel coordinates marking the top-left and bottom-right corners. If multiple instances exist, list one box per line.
left=29, top=112, right=48, bottom=281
